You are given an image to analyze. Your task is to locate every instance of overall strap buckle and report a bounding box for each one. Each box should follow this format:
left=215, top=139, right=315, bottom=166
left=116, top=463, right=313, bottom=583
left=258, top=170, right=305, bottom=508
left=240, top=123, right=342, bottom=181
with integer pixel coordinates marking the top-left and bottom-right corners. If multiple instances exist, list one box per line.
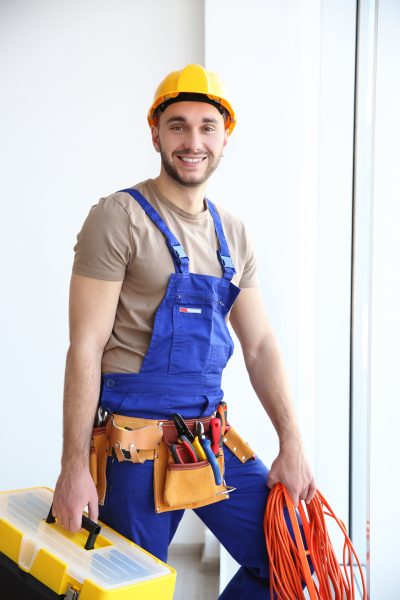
left=217, top=250, right=236, bottom=280
left=165, top=239, right=189, bottom=273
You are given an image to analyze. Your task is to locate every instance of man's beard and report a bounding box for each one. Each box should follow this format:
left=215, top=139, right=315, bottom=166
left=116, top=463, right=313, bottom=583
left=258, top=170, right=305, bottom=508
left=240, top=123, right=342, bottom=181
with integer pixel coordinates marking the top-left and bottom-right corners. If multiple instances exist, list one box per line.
left=160, top=149, right=223, bottom=188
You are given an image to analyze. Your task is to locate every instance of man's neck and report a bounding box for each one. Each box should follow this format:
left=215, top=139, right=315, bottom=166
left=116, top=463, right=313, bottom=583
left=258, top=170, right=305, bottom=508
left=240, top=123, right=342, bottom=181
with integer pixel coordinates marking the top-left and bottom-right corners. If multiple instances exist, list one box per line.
left=153, top=172, right=208, bottom=215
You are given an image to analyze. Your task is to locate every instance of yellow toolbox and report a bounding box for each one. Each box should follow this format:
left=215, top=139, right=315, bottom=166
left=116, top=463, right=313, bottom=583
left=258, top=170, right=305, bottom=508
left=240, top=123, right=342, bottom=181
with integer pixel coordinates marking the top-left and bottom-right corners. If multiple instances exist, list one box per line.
left=0, top=487, right=176, bottom=599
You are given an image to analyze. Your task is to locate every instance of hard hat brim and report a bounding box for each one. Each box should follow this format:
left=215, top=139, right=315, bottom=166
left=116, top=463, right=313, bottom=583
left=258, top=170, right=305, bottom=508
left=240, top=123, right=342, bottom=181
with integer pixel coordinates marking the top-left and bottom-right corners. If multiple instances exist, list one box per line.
left=148, top=93, right=236, bottom=135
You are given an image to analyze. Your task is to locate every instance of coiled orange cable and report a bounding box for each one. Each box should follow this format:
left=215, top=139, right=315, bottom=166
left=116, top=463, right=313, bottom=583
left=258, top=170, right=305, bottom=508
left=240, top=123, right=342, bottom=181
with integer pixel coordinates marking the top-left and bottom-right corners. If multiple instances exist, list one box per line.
left=264, top=483, right=367, bottom=599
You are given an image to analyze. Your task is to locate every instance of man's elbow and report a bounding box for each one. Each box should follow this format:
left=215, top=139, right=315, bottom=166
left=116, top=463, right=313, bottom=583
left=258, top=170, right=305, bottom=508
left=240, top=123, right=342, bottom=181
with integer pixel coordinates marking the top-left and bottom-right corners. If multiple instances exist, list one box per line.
left=66, top=338, right=106, bottom=364
left=241, top=336, right=269, bottom=368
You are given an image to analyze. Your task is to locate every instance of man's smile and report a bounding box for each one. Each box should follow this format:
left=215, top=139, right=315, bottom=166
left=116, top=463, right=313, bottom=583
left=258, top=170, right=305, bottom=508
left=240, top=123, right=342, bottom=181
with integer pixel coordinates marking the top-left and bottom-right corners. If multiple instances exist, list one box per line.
left=179, top=156, right=205, bottom=163
left=176, top=155, right=207, bottom=165
left=175, top=154, right=207, bottom=169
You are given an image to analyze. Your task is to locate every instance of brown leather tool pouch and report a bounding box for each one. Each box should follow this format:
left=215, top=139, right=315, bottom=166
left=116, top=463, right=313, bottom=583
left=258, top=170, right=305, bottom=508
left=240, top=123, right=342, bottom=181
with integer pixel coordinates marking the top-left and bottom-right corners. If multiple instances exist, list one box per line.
left=222, top=425, right=256, bottom=463
left=106, top=416, right=163, bottom=464
left=89, top=415, right=163, bottom=506
left=153, top=421, right=230, bottom=513
left=164, top=453, right=227, bottom=509
left=89, top=426, right=109, bottom=506
left=90, top=414, right=253, bottom=512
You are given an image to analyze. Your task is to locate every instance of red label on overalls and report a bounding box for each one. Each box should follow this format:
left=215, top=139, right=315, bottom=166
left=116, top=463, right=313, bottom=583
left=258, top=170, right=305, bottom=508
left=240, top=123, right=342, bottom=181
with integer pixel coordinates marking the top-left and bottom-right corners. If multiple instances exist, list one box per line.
left=179, top=307, right=202, bottom=314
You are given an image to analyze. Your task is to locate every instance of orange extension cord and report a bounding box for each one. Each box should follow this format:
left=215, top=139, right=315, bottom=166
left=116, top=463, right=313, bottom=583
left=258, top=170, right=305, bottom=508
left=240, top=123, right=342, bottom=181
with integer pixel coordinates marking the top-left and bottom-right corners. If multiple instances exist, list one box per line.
left=264, top=484, right=367, bottom=599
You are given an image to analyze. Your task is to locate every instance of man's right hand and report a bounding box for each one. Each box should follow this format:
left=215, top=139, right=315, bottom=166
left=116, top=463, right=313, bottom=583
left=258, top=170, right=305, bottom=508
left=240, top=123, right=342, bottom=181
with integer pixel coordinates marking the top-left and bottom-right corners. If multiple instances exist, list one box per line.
left=52, top=466, right=99, bottom=532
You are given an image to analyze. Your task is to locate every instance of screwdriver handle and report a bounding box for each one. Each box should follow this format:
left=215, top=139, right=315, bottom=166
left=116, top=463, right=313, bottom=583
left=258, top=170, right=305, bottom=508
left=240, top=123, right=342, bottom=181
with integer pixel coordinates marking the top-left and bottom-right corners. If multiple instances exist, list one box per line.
left=209, top=418, right=221, bottom=457
left=193, top=436, right=207, bottom=461
left=216, top=402, right=228, bottom=435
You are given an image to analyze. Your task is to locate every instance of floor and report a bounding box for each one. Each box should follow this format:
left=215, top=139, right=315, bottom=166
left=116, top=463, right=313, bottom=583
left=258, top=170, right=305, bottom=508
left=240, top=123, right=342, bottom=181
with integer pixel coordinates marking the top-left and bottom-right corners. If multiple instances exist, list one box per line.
left=302, top=566, right=366, bottom=599
left=168, top=544, right=220, bottom=600
left=167, top=547, right=366, bottom=599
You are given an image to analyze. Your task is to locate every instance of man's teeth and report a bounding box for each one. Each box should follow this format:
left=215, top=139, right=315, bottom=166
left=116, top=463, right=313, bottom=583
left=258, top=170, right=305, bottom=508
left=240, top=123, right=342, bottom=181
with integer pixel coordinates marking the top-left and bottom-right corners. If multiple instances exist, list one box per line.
left=180, top=157, right=204, bottom=163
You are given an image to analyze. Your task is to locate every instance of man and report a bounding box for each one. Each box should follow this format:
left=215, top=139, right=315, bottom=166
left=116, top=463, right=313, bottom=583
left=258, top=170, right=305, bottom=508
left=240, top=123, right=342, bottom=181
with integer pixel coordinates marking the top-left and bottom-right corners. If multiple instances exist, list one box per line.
left=53, top=64, right=315, bottom=598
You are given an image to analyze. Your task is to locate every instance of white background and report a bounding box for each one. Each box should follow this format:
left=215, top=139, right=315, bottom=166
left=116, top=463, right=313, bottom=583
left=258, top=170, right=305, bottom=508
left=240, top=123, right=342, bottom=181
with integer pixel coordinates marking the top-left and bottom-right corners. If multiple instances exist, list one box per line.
left=1, top=1, right=399, bottom=597
left=369, top=0, right=400, bottom=596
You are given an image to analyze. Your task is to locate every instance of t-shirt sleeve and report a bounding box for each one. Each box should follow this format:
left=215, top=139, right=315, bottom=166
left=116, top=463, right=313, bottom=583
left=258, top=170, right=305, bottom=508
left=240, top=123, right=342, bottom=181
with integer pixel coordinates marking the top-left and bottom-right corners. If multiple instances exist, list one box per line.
left=238, top=227, right=258, bottom=288
left=72, top=196, right=133, bottom=281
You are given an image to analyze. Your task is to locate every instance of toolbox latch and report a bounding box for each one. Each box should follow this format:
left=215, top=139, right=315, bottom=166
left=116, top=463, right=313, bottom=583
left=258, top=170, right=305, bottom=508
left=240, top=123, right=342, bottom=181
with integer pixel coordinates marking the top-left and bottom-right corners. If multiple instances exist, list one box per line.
left=65, top=585, right=80, bottom=600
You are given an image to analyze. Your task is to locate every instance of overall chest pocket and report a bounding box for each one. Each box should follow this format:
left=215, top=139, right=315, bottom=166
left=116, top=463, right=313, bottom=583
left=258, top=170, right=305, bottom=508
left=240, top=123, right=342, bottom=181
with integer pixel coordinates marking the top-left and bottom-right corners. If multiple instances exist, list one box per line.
left=169, top=294, right=227, bottom=375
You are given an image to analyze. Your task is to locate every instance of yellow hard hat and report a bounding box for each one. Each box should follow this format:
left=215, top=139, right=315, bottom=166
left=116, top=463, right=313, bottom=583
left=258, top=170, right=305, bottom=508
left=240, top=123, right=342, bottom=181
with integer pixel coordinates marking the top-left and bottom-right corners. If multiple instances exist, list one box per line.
left=147, top=64, right=236, bottom=135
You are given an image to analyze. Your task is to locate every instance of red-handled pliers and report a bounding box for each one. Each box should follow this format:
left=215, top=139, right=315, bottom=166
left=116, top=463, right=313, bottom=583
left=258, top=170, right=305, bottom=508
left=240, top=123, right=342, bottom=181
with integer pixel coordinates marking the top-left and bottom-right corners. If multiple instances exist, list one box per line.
left=171, top=443, right=184, bottom=464
left=179, top=435, right=198, bottom=462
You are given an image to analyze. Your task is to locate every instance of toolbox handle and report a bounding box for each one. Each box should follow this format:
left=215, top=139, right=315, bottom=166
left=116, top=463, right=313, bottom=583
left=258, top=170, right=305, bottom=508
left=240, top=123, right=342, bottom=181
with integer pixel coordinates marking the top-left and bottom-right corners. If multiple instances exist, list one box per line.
left=46, top=504, right=101, bottom=550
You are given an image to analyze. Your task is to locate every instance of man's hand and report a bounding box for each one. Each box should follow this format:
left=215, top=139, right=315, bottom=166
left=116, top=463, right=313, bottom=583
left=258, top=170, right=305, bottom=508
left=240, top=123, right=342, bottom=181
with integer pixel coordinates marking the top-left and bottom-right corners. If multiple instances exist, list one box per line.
left=53, top=466, right=99, bottom=532
left=267, top=440, right=316, bottom=507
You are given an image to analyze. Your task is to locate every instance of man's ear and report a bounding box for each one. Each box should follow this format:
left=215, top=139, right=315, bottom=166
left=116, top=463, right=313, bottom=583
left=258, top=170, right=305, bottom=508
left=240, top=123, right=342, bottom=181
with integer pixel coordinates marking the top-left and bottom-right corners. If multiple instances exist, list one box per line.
left=223, top=128, right=229, bottom=148
left=151, top=125, right=161, bottom=153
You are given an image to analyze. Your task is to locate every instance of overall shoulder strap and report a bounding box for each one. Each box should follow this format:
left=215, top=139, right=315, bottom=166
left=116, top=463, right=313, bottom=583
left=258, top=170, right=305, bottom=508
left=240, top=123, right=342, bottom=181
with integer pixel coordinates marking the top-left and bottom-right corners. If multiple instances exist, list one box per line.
left=119, top=188, right=189, bottom=274
left=206, top=200, right=237, bottom=281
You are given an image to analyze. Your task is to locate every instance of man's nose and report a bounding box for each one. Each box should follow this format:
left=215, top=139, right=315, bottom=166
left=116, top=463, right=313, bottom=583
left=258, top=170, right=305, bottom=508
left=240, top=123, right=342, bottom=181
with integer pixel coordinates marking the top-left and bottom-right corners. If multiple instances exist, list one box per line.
left=182, top=130, right=204, bottom=153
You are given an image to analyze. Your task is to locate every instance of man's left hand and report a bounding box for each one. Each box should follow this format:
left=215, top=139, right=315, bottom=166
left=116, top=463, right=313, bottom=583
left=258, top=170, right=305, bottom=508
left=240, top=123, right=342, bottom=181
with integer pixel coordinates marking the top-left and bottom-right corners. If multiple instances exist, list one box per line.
left=266, top=440, right=316, bottom=507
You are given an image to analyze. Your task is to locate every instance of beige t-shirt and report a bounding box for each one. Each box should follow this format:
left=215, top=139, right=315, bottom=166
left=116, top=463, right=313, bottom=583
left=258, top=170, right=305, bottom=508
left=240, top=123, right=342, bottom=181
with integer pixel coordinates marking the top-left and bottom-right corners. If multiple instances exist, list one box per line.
left=73, top=179, right=258, bottom=373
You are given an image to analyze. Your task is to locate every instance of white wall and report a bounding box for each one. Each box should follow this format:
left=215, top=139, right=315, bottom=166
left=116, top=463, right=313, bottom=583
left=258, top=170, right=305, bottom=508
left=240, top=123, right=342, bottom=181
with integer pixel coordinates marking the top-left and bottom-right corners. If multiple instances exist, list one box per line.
left=369, top=0, right=400, bottom=596
left=204, top=0, right=357, bottom=585
left=205, top=0, right=356, bottom=492
left=350, top=0, right=377, bottom=574
left=0, top=0, right=205, bottom=544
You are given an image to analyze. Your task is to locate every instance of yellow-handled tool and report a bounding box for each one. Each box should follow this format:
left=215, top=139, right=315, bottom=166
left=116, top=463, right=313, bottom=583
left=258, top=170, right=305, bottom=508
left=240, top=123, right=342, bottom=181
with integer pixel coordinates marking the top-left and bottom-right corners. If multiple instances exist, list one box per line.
left=193, top=422, right=207, bottom=461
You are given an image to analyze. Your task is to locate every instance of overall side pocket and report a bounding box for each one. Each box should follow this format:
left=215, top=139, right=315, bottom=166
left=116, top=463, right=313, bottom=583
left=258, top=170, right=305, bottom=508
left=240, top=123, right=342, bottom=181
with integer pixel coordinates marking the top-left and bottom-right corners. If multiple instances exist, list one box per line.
left=154, top=444, right=229, bottom=513
left=164, top=460, right=218, bottom=507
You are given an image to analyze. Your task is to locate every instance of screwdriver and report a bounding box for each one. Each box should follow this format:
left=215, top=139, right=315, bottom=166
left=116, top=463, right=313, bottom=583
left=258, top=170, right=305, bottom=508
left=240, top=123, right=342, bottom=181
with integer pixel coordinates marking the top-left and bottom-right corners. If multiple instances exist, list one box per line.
left=200, top=437, right=222, bottom=485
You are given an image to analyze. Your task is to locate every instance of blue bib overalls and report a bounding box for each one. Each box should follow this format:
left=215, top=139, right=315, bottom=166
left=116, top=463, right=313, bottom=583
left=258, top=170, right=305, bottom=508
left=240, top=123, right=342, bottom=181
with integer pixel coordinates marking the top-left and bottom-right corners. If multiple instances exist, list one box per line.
left=98, top=189, right=272, bottom=599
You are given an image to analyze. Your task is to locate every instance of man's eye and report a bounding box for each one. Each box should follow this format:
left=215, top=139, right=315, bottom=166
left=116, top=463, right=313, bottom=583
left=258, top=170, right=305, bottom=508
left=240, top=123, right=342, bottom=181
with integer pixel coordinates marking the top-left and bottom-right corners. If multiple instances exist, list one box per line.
left=203, top=126, right=216, bottom=133
left=171, top=125, right=184, bottom=131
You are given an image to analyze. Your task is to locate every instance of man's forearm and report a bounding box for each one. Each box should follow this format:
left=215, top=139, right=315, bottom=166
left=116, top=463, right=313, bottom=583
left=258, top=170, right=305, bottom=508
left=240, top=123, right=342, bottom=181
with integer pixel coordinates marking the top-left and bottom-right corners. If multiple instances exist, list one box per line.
left=243, top=335, right=302, bottom=447
left=230, top=287, right=315, bottom=502
left=61, top=343, right=103, bottom=469
left=53, top=275, right=122, bottom=530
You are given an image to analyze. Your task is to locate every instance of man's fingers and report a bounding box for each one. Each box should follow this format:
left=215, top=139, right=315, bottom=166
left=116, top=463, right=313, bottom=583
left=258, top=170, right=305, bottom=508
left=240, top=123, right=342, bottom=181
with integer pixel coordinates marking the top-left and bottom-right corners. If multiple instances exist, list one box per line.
left=299, top=487, right=309, bottom=502
left=58, top=513, right=68, bottom=529
left=267, top=476, right=300, bottom=506
left=267, top=465, right=316, bottom=509
left=287, top=488, right=300, bottom=508
left=69, top=510, right=85, bottom=533
left=297, top=482, right=317, bottom=505
left=266, top=473, right=277, bottom=490
left=88, top=497, right=99, bottom=523
left=52, top=469, right=99, bottom=532
left=53, top=503, right=86, bottom=532
left=305, top=480, right=317, bottom=504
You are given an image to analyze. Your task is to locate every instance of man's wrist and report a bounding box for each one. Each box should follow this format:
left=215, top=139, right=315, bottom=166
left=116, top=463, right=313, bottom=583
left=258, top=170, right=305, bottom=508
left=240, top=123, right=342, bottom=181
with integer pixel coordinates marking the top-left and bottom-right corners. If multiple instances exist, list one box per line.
left=61, top=454, right=90, bottom=472
left=278, top=430, right=303, bottom=451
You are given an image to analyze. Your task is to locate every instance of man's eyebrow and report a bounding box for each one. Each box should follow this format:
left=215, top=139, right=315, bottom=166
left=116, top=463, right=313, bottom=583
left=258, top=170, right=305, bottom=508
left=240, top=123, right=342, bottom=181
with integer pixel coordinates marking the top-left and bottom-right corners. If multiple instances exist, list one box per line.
left=165, top=116, right=186, bottom=124
left=165, top=115, right=220, bottom=125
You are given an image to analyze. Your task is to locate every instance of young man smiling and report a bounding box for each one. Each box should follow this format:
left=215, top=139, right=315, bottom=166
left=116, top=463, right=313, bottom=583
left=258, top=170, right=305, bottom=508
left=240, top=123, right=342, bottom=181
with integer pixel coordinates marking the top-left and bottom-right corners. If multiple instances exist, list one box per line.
left=155, top=101, right=228, bottom=192
left=53, top=64, right=315, bottom=599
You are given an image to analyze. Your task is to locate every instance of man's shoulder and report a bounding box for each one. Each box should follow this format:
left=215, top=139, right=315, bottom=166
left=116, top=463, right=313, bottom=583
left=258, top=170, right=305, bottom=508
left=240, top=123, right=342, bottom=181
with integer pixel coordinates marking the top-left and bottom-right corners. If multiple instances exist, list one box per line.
left=209, top=200, right=247, bottom=236
left=96, top=180, right=152, bottom=220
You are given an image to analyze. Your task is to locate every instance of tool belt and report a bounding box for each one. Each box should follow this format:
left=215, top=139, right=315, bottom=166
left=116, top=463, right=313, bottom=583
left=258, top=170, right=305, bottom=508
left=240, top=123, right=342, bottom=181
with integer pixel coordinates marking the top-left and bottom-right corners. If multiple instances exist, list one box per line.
left=90, top=412, right=256, bottom=513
